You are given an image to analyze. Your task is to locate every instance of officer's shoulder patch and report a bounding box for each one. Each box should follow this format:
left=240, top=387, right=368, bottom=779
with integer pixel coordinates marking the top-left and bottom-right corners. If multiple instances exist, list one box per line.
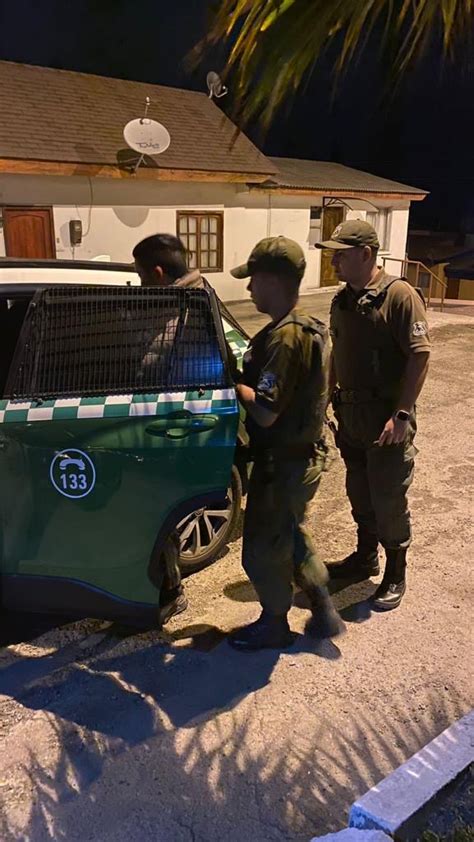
left=257, top=371, right=277, bottom=394
left=412, top=320, right=428, bottom=337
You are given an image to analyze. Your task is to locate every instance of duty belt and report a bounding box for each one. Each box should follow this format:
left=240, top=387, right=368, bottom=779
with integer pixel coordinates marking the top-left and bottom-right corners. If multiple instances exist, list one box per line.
left=250, top=440, right=325, bottom=462
left=332, top=386, right=395, bottom=405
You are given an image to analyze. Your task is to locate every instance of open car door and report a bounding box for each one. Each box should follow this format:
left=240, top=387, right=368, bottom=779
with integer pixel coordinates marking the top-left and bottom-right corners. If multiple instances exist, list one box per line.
left=0, top=285, right=238, bottom=624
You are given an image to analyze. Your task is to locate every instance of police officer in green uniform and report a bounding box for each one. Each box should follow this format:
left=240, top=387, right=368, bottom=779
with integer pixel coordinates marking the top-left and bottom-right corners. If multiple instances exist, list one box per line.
left=228, top=236, right=344, bottom=650
left=316, top=220, right=431, bottom=610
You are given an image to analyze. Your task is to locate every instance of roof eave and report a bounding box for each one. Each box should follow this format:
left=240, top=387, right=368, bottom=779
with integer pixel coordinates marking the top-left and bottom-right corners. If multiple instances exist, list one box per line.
left=247, top=183, right=428, bottom=201
left=0, top=157, right=275, bottom=183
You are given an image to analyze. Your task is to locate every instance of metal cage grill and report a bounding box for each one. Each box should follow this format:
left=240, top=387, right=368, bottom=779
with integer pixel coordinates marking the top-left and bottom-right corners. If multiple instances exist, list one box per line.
left=6, top=286, right=228, bottom=399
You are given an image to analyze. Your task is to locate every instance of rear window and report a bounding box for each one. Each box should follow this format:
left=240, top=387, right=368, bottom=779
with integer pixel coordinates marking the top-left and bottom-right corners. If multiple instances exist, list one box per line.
left=5, top=286, right=228, bottom=399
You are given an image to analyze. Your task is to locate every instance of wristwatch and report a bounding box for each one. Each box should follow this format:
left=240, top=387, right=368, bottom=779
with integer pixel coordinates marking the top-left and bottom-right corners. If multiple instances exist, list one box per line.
left=394, top=410, right=410, bottom=422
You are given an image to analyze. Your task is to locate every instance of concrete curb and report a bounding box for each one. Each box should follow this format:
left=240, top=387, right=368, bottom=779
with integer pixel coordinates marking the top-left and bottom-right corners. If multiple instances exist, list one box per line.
left=310, top=710, right=473, bottom=841
left=310, top=830, right=391, bottom=842
left=349, top=710, right=474, bottom=837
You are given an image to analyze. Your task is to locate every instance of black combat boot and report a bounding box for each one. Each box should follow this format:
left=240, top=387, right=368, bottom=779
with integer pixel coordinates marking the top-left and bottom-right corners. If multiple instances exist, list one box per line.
left=327, top=529, right=380, bottom=581
left=372, top=549, right=407, bottom=611
left=305, top=587, right=346, bottom=638
left=228, top=611, right=294, bottom=651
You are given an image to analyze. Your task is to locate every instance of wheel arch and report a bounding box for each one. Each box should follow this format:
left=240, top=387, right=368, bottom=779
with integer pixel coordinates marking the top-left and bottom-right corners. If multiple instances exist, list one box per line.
left=147, top=489, right=228, bottom=586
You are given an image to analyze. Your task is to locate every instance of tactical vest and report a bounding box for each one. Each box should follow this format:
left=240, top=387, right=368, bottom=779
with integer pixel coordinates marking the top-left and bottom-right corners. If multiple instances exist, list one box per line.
left=330, top=275, right=423, bottom=394
left=245, top=310, right=330, bottom=447
left=287, top=312, right=330, bottom=442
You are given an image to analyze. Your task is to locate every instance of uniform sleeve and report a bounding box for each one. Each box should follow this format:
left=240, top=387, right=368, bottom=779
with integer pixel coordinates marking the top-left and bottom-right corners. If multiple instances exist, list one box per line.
left=388, top=283, right=431, bottom=356
left=254, top=324, right=302, bottom=415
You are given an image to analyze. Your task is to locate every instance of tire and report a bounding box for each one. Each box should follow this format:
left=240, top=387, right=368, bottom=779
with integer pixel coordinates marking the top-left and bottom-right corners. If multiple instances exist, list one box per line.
left=176, top=464, right=242, bottom=574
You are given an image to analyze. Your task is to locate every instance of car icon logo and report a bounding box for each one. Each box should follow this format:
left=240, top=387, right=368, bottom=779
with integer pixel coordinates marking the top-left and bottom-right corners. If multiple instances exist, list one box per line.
left=59, top=456, right=86, bottom=471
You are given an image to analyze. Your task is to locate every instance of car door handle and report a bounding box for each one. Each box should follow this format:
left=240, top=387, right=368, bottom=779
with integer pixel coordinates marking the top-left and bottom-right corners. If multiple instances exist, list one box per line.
left=145, top=414, right=218, bottom=439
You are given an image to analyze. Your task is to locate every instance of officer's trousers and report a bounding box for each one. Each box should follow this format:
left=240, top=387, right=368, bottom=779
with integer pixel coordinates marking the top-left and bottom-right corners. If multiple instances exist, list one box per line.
left=242, top=448, right=329, bottom=616
left=336, top=403, right=417, bottom=551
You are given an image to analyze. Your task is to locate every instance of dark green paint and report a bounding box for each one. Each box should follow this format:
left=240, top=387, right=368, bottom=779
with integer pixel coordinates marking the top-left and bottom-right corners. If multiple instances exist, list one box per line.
left=0, top=409, right=238, bottom=609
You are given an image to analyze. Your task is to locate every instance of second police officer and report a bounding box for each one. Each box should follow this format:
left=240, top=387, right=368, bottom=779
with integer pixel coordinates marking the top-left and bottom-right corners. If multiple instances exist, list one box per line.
left=316, top=220, right=430, bottom=610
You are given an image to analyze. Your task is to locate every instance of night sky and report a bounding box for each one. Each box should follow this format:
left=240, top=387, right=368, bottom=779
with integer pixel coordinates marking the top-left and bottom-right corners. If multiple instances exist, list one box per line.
left=1, top=0, right=473, bottom=231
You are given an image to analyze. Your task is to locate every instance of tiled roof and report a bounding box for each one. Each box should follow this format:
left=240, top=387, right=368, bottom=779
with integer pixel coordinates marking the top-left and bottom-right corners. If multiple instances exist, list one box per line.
left=0, top=61, right=275, bottom=176
left=269, top=157, right=427, bottom=196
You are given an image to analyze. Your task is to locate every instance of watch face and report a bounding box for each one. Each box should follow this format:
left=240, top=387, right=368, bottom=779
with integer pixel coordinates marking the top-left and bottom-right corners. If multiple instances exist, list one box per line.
left=396, top=411, right=410, bottom=421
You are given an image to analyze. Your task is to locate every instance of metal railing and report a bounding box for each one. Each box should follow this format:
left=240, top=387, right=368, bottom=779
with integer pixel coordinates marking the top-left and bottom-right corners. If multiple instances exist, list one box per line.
left=381, top=257, right=448, bottom=310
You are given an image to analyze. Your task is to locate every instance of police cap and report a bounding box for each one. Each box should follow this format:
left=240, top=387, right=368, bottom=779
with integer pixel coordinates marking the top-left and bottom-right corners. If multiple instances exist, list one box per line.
left=231, top=235, right=306, bottom=280
left=316, top=219, right=380, bottom=250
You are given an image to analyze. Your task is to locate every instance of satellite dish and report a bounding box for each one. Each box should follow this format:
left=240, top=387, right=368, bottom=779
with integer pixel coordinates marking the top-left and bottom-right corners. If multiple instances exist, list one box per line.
left=207, top=71, right=228, bottom=100
left=123, top=118, right=171, bottom=155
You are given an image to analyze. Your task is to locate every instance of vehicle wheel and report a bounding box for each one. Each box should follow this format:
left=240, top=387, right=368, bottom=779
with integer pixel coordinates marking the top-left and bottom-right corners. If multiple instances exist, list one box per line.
left=176, top=465, right=242, bottom=574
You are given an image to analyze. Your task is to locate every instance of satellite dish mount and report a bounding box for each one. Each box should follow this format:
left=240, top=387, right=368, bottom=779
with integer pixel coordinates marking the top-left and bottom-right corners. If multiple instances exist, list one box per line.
left=207, top=71, right=228, bottom=100
left=123, top=97, right=171, bottom=173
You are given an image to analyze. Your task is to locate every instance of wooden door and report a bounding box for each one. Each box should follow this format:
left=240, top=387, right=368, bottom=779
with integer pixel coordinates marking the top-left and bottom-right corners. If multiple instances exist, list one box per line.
left=3, top=208, right=56, bottom=258
left=320, top=206, right=344, bottom=287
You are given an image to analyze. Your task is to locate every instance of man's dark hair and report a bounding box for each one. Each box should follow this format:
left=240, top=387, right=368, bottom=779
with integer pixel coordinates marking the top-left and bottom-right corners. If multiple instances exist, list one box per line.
left=132, top=234, right=188, bottom=280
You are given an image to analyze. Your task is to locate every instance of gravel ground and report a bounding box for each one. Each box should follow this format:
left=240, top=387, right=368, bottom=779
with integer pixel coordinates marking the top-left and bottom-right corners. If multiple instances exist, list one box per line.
left=0, top=293, right=473, bottom=842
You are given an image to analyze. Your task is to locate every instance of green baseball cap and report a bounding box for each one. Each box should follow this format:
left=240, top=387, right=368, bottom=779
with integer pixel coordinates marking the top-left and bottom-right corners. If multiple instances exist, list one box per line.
left=231, top=235, right=306, bottom=279
left=316, top=219, right=380, bottom=250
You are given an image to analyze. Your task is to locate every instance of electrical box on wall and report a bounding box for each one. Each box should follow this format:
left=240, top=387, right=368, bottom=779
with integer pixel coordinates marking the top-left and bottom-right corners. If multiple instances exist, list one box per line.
left=69, top=219, right=82, bottom=246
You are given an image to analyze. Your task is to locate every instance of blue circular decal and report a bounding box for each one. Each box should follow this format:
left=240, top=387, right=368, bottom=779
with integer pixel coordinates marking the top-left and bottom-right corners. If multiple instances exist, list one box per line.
left=50, top=449, right=96, bottom=499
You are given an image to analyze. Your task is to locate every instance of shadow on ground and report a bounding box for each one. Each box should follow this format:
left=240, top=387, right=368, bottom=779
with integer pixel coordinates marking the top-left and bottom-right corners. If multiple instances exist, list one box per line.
left=0, top=610, right=78, bottom=647
left=0, top=613, right=468, bottom=842
left=225, top=576, right=378, bottom=625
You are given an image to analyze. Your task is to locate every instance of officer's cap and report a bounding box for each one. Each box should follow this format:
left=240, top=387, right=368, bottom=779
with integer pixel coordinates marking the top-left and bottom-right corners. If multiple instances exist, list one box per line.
left=231, top=235, right=306, bottom=280
left=316, top=219, right=380, bottom=250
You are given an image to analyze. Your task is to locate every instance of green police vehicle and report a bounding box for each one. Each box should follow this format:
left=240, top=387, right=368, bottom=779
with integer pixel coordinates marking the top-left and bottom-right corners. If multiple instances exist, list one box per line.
left=0, top=260, right=249, bottom=625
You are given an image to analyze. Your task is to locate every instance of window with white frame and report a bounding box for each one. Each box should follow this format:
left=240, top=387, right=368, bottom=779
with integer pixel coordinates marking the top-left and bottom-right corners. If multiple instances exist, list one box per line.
left=308, top=206, right=322, bottom=248
left=177, top=212, right=223, bottom=272
left=367, top=209, right=392, bottom=251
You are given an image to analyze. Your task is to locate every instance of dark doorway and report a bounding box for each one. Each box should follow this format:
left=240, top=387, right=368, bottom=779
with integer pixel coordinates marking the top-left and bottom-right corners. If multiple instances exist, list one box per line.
left=320, top=205, right=344, bottom=287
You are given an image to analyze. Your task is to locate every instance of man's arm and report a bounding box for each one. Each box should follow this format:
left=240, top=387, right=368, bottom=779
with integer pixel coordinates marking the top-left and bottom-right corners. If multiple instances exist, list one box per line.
left=376, top=351, right=430, bottom=446
left=396, top=351, right=430, bottom=412
left=327, top=350, right=337, bottom=408
left=236, top=383, right=278, bottom=428
left=236, top=324, right=302, bottom=428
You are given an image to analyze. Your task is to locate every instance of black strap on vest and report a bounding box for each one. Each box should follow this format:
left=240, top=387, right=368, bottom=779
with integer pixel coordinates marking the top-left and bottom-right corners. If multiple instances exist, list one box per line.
left=333, top=275, right=426, bottom=315
left=356, top=274, right=403, bottom=310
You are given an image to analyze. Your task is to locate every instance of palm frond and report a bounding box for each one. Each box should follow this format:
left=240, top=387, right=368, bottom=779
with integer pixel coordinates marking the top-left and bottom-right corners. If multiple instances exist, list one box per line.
left=189, top=0, right=473, bottom=128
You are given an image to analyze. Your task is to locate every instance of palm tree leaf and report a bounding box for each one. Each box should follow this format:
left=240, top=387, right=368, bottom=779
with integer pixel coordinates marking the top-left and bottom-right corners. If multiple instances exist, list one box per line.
left=190, top=0, right=473, bottom=128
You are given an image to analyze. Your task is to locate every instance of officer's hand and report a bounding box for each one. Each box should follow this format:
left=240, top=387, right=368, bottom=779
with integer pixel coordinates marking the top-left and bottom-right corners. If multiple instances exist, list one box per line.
left=376, top=416, right=409, bottom=446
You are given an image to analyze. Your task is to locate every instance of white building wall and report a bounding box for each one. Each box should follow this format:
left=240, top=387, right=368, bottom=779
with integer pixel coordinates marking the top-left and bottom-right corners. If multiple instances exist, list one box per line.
left=383, top=208, right=409, bottom=274
left=0, top=173, right=412, bottom=301
left=269, top=206, right=320, bottom=291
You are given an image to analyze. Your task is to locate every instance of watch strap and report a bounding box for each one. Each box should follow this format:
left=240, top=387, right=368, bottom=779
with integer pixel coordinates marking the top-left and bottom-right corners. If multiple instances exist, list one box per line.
left=395, top=410, right=410, bottom=421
